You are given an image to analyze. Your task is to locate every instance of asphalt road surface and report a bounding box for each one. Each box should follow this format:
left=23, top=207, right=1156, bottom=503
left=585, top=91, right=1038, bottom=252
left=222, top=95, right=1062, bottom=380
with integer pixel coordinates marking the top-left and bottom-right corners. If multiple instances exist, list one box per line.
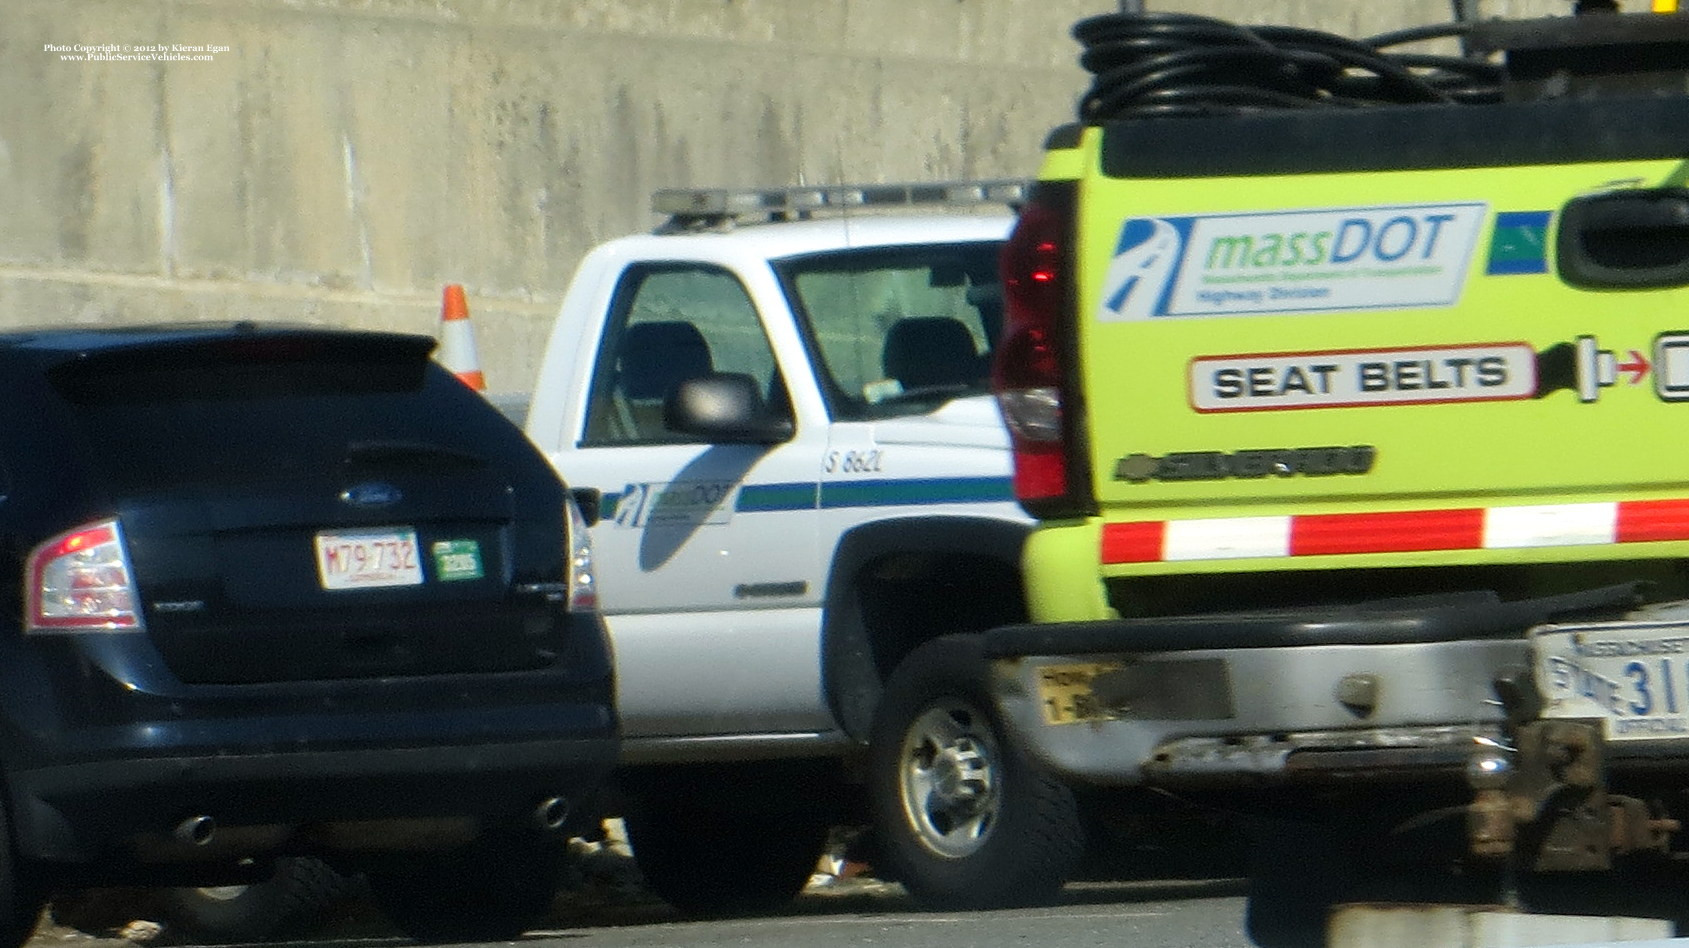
left=562, top=880, right=1252, bottom=948
left=534, top=879, right=1252, bottom=948
left=30, top=877, right=1255, bottom=948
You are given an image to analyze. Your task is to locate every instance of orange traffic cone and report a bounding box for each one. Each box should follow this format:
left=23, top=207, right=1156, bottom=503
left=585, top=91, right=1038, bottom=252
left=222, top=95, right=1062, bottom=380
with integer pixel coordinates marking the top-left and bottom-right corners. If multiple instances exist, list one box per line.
left=438, top=284, right=486, bottom=391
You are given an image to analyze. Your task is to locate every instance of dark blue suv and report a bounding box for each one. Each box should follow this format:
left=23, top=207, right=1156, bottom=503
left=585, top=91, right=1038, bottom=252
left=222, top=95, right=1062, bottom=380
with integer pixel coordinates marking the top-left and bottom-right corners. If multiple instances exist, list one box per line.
left=0, top=324, right=616, bottom=944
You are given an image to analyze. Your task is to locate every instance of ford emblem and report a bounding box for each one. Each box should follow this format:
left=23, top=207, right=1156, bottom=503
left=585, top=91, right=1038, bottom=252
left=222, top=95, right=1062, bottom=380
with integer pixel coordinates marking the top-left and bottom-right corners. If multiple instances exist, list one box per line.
left=339, top=482, right=402, bottom=508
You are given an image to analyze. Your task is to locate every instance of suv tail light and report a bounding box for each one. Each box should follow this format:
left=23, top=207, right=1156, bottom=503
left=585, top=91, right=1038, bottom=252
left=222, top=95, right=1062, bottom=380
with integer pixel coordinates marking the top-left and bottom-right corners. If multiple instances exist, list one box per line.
left=564, top=494, right=598, bottom=613
left=994, top=180, right=1091, bottom=518
left=27, top=519, right=144, bottom=632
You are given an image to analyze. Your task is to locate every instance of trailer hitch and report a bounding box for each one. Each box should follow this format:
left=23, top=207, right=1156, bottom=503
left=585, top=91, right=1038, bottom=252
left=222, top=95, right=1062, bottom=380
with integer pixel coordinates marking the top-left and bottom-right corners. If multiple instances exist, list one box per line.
left=1468, top=674, right=1680, bottom=871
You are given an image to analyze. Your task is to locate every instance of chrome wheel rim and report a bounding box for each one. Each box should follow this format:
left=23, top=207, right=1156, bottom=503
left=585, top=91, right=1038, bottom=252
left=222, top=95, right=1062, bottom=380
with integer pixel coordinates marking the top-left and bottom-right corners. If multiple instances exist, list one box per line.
left=897, top=698, right=1002, bottom=859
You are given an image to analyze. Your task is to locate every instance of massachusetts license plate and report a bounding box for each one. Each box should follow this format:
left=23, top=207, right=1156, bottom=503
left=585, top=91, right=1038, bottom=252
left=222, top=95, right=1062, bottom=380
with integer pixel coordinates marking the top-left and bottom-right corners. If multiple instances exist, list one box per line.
left=1533, top=621, right=1689, bottom=740
left=1035, top=662, right=1123, bottom=726
left=314, top=528, right=423, bottom=590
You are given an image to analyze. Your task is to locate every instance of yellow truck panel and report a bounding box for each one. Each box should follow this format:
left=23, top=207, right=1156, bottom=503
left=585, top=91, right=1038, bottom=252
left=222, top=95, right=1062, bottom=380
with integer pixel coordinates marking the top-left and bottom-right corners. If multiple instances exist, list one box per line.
left=1078, top=150, right=1689, bottom=512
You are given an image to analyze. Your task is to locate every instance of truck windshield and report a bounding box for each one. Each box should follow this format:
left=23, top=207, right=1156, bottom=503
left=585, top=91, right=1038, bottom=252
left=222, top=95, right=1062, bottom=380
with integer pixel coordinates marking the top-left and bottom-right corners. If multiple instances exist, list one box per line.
left=775, top=241, right=1004, bottom=421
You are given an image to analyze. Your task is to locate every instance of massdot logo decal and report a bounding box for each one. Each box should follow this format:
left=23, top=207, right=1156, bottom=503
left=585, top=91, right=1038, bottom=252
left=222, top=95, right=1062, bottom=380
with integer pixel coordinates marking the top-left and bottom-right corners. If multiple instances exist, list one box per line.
left=610, top=481, right=736, bottom=527
left=1098, top=203, right=1488, bottom=321
left=1100, top=217, right=1189, bottom=320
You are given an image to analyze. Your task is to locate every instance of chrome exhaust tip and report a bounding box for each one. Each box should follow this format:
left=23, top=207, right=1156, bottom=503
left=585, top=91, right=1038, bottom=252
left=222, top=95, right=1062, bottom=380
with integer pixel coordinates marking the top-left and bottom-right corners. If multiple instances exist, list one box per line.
left=532, top=797, right=570, bottom=832
left=174, top=815, right=216, bottom=846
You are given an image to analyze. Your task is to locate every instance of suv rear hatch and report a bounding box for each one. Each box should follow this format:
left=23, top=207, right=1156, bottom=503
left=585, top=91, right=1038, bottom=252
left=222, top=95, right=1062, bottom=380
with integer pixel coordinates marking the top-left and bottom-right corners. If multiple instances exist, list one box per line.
left=44, top=329, right=569, bottom=684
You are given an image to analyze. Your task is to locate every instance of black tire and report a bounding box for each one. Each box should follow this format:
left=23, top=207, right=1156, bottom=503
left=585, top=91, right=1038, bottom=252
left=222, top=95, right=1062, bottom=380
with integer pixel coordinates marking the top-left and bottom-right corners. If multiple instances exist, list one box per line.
left=47, top=888, right=152, bottom=938
left=867, top=634, right=1084, bottom=909
left=366, top=831, right=565, bottom=943
left=1242, top=819, right=1358, bottom=948
left=623, top=804, right=829, bottom=916
left=156, top=857, right=354, bottom=943
left=1245, top=877, right=1333, bottom=948
left=0, top=796, right=42, bottom=948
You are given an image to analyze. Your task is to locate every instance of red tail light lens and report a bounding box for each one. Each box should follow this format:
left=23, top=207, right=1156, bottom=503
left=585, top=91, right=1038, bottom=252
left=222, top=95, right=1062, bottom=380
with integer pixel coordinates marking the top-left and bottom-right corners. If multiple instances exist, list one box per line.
left=27, top=519, right=143, bottom=632
left=995, top=181, right=1086, bottom=515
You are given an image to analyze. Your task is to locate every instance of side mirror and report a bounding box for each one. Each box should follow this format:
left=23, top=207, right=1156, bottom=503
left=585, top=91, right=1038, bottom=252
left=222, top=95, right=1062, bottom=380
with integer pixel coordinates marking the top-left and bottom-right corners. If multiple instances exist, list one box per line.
left=569, top=487, right=602, bottom=527
left=664, top=373, right=793, bottom=444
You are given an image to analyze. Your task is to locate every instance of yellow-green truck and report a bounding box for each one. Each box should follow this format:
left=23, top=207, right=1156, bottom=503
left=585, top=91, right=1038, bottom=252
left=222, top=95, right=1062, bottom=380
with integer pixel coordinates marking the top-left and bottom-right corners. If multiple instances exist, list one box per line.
left=983, top=5, right=1689, bottom=942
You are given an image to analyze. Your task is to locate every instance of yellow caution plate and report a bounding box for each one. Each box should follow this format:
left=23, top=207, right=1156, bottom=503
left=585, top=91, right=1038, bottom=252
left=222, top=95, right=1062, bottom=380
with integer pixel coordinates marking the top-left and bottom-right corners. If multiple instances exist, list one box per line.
left=1036, top=662, right=1123, bottom=725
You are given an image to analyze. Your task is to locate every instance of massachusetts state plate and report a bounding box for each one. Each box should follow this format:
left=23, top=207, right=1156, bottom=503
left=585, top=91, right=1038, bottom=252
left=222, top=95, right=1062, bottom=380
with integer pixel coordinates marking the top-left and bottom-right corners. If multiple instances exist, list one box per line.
left=314, top=528, right=423, bottom=591
left=1533, top=620, right=1689, bottom=740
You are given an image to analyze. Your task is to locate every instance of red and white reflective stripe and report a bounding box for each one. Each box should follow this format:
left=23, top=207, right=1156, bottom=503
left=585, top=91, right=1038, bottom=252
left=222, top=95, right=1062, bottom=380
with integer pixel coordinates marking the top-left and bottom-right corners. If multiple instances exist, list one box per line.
left=1101, top=498, right=1689, bottom=564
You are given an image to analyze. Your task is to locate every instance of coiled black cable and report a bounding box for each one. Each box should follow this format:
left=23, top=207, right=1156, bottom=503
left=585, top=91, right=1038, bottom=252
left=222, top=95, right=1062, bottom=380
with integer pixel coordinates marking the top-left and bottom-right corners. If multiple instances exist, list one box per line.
left=1073, top=12, right=1504, bottom=120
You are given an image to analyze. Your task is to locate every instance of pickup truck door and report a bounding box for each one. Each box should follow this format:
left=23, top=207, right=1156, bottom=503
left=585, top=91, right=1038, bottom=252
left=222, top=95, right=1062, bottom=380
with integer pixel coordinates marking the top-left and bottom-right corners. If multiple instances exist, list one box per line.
left=559, top=261, right=828, bottom=743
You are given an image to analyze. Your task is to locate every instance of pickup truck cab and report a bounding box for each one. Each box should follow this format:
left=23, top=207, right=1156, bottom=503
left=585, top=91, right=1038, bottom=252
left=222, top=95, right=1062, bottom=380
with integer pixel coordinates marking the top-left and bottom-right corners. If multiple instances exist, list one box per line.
left=524, top=182, right=1086, bottom=912
left=988, top=7, right=1689, bottom=945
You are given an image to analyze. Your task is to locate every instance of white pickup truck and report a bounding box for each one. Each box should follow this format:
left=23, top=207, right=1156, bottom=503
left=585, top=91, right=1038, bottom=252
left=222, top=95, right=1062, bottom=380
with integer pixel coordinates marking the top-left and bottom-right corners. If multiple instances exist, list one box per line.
left=522, top=181, right=1086, bottom=913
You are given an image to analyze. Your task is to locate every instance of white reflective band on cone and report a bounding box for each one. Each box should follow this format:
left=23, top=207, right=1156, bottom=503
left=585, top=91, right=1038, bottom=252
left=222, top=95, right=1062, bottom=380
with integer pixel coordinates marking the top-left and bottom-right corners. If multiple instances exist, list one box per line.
left=438, top=284, right=485, bottom=391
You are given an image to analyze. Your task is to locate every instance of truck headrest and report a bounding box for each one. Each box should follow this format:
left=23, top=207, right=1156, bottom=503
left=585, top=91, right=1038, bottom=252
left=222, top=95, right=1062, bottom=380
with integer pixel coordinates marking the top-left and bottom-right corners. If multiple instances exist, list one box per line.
left=618, top=321, right=714, bottom=400
left=882, top=316, right=982, bottom=390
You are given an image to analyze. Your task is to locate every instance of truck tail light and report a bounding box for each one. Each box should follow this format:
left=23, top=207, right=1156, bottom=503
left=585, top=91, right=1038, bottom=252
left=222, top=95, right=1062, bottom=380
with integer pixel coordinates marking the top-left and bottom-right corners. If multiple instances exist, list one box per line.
left=564, top=494, right=598, bottom=613
left=994, top=180, right=1091, bottom=519
left=26, top=519, right=144, bottom=632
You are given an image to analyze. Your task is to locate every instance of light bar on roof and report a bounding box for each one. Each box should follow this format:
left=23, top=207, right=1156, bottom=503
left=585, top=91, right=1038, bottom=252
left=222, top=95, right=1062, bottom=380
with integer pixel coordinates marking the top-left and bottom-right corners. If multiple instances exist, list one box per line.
left=652, top=179, right=1032, bottom=224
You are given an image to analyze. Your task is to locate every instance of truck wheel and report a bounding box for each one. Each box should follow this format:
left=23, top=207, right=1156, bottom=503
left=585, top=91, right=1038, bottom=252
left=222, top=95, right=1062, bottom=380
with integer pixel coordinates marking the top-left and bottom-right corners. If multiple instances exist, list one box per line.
left=1242, top=819, right=1357, bottom=948
left=1245, top=878, right=1332, bottom=948
left=157, top=857, right=354, bottom=943
left=623, top=804, right=829, bottom=916
left=867, top=634, right=1083, bottom=909
left=365, top=831, right=564, bottom=943
left=0, top=797, right=42, bottom=948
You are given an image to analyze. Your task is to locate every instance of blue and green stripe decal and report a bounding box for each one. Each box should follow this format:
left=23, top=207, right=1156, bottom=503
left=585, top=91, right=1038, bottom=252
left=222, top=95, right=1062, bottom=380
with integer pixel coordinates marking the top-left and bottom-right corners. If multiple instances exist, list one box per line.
left=736, top=477, right=1013, bottom=513
left=734, top=482, right=820, bottom=512
left=1486, top=210, right=1551, bottom=276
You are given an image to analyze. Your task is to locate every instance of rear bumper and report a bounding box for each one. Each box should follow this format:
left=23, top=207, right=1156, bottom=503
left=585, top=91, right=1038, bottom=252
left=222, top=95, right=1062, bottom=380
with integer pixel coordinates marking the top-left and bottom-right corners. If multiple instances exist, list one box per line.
left=9, top=727, right=616, bottom=864
left=0, top=628, right=618, bottom=865
left=985, top=584, right=1662, bottom=789
left=990, top=633, right=1689, bottom=792
left=987, top=635, right=1521, bottom=788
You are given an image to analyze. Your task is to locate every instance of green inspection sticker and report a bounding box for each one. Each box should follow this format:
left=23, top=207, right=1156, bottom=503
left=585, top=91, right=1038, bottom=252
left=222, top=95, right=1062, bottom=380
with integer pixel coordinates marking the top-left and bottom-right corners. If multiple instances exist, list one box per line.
left=430, top=539, right=484, bottom=582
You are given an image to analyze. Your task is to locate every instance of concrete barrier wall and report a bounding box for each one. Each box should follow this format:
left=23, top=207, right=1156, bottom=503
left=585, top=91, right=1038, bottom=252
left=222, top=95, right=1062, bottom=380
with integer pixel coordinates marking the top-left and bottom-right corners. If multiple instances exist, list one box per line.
left=1, top=0, right=1569, bottom=391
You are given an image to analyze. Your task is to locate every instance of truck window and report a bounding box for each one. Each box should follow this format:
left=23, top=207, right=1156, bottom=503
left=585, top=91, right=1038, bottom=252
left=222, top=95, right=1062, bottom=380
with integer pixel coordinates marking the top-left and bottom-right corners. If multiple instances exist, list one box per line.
left=583, top=263, right=786, bottom=445
left=775, top=242, right=1003, bottom=421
